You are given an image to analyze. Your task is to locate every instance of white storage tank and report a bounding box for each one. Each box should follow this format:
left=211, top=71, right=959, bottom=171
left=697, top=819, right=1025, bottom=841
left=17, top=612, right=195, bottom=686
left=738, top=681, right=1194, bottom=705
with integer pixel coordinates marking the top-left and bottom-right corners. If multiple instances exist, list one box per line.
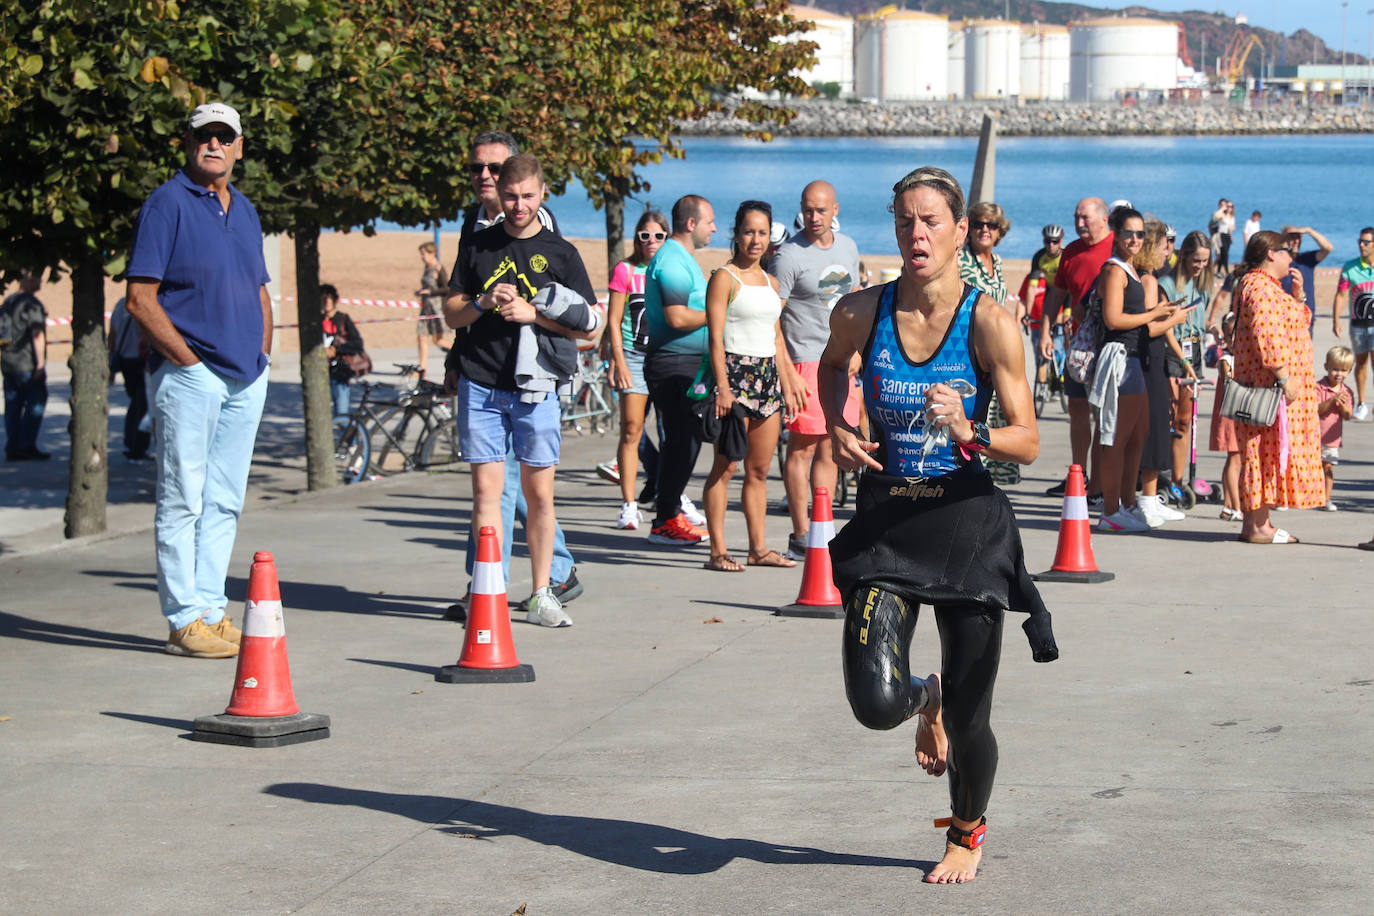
left=948, top=21, right=966, bottom=99
left=856, top=9, right=948, bottom=101
left=966, top=19, right=1021, bottom=100
left=1020, top=24, right=1070, bottom=100
left=1070, top=17, right=1180, bottom=102
left=787, top=5, right=855, bottom=96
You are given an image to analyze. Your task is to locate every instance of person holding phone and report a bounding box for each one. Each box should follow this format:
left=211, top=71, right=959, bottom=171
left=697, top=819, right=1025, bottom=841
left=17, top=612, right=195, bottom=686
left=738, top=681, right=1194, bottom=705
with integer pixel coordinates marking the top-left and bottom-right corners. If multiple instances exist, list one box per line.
left=1092, top=207, right=1191, bottom=533
left=1136, top=219, right=1192, bottom=526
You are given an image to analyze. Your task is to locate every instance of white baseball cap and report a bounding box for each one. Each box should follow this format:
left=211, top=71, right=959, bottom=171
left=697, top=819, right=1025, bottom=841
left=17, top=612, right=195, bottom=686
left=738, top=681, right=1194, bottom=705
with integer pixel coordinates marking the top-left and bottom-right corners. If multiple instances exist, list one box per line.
left=189, top=102, right=242, bottom=137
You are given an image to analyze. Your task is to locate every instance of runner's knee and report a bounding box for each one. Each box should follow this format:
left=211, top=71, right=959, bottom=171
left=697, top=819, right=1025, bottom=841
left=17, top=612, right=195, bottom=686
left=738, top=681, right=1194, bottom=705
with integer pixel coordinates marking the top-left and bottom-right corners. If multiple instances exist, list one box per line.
left=842, top=585, right=924, bottom=730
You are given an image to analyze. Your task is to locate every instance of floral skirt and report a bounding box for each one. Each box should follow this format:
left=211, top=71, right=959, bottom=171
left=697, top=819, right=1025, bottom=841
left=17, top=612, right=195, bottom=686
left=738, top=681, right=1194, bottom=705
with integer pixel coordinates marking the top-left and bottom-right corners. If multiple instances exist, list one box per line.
left=725, top=353, right=782, bottom=419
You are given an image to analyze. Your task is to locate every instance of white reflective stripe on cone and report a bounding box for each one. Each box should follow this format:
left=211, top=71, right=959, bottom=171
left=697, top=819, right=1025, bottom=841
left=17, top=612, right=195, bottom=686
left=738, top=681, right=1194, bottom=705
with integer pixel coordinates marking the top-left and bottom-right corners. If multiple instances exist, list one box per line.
left=1062, top=496, right=1089, bottom=522
left=806, top=520, right=835, bottom=548
left=242, top=600, right=285, bottom=638
left=472, top=560, right=504, bottom=596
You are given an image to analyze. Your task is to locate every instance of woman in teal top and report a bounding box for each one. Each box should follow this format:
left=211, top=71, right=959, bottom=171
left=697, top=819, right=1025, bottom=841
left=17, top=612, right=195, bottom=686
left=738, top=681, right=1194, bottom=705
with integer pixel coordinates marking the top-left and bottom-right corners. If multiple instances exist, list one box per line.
left=1159, top=231, right=1214, bottom=489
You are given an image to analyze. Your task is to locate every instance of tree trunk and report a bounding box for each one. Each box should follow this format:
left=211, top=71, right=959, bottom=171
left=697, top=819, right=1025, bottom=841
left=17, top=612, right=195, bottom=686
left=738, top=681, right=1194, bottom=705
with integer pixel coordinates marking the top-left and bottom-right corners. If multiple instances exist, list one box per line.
left=604, top=177, right=629, bottom=282
left=64, top=254, right=108, bottom=538
left=294, top=225, right=337, bottom=490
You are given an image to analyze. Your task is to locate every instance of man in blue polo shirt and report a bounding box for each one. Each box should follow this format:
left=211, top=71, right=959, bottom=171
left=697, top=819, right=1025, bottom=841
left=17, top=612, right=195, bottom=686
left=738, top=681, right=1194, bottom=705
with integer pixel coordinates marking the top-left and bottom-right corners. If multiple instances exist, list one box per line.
left=125, top=102, right=272, bottom=658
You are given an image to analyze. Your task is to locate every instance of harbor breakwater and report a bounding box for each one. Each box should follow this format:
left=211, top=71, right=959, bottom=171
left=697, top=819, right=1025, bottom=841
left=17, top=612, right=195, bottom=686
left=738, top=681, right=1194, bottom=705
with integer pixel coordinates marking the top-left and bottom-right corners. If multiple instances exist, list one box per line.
left=680, top=98, right=1374, bottom=137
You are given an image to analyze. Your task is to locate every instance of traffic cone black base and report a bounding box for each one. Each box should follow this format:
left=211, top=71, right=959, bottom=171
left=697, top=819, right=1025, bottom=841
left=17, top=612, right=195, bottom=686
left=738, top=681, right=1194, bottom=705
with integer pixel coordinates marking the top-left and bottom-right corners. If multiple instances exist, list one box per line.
left=1033, top=568, right=1114, bottom=583
left=192, top=711, right=331, bottom=747
left=776, top=602, right=844, bottom=618
left=436, top=663, right=535, bottom=684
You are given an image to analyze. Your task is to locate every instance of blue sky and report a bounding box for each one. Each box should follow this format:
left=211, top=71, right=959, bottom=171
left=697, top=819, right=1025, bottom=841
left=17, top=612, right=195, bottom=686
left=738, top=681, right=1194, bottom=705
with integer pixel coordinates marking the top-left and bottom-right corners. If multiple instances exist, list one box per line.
left=1137, top=3, right=1373, bottom=61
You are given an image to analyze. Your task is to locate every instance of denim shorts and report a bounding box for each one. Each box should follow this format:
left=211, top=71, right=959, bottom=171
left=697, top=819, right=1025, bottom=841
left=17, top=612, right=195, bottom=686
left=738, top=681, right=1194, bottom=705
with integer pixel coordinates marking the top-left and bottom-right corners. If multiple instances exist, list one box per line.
left=457, top=377, right=561, bottom=466
left=1350, top=324, right=1374, bottom=355
left=620, top=349, right=649, bottom=396
left=1118, top=357, right=1146, bottom=396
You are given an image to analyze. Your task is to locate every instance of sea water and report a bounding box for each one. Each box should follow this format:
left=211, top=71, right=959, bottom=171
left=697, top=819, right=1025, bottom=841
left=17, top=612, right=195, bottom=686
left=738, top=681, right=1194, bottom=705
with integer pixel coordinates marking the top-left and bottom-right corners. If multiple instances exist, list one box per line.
left=395, top=134, right=1373, bottom=262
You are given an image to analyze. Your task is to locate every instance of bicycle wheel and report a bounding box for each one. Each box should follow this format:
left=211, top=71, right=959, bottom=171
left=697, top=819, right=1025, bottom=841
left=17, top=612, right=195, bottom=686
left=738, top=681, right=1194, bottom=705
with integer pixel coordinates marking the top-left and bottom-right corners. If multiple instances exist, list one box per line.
left=334, top=419, right=371, bottom=485
left=1033, top=378, right=1048, bottom=417
left=417, top=416, right=462, bottom=469
left=372, top=405, right=429, bottom=475
left=1058, top=377, right=1071, bottom=413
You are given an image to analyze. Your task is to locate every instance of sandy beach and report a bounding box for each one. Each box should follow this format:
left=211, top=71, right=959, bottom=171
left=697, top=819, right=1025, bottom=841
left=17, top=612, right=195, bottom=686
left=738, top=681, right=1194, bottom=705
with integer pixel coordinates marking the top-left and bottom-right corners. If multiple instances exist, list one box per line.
left=33, top=229, right=1338, bottom=355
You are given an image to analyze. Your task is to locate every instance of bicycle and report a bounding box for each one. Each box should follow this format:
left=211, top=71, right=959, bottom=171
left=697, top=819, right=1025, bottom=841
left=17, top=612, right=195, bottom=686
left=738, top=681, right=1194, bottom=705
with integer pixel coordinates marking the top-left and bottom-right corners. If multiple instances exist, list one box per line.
left=1033, top=321, right=1070, bottom=418
left=370, top=363, right=461, bottom=475
left=333, top=380, right=402, bottom=484
left=561, top=347, right=617, bottom=435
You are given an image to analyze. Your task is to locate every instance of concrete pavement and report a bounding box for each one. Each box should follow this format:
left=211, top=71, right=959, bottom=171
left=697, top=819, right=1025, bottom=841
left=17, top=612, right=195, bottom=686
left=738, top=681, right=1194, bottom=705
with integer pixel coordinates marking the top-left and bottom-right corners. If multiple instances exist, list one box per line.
left=3, top=348, right=1374, bottom=914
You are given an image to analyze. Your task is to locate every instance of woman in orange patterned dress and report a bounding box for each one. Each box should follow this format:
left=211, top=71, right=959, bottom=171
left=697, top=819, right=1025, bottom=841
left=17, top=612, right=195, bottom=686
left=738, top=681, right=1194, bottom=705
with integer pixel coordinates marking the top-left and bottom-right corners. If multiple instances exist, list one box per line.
left=1231, top=231, right=1324, bottom=543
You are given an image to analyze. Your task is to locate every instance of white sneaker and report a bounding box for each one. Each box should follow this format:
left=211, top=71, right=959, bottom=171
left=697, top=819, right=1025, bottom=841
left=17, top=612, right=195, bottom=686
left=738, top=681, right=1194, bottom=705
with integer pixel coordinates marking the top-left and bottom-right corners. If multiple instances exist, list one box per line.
left=526, top=587, right=572, bottom=628
left=679, top=494, right=707, bottom=527
left=1355, top=403, right=1370, bottom=421
left=616, top=501, right=642, bottom=530
left=1129, top=502, right=1165, bottom=529
left=1099, top=507, right=1150, bottom=533
left=1150, top=493, right=1186, bottom=522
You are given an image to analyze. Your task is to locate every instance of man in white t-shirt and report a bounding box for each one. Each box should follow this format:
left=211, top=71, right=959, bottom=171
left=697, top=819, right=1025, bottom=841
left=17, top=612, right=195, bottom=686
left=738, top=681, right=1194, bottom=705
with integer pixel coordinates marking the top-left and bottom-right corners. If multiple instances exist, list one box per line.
left=1242, top=210, right=1262, bottom=246
left=769, top=180, right=861, bottom=560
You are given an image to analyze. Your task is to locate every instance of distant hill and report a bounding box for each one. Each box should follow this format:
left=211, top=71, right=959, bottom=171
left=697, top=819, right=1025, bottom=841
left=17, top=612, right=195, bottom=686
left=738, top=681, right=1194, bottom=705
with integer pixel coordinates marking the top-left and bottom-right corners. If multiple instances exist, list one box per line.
left=807, top=2, right=1369, bottom=77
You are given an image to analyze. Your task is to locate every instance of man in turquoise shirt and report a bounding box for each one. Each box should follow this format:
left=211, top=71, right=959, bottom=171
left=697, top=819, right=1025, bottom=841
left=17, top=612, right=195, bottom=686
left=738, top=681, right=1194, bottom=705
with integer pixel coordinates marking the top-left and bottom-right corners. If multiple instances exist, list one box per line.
left=643, top=194, right=716, bottom=543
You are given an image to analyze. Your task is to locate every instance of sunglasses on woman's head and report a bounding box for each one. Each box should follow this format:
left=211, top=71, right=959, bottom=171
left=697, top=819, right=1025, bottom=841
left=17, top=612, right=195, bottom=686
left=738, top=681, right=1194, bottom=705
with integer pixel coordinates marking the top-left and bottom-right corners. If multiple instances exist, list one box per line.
left=637, top=231, right=667, bottom=242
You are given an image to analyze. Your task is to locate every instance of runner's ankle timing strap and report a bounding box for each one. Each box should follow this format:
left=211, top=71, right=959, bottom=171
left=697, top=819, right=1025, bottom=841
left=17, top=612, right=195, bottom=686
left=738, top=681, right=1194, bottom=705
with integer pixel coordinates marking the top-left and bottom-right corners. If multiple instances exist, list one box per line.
left=933, top=816, right=987, bottom=849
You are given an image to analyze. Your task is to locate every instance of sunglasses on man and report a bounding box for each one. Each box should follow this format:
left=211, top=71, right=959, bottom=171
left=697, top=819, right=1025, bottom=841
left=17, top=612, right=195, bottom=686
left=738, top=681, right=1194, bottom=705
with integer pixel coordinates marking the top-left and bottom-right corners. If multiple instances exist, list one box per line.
left=468, top=162, right=502, bottom=177
left=192, top=127, right=238, bottom=146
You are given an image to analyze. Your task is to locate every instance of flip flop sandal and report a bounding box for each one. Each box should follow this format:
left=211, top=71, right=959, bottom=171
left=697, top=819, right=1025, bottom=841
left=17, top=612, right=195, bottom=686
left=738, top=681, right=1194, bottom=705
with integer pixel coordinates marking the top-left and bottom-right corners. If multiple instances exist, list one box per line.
left=704, top=553, right=744, bottom=572
left=1240, top=528, right=1299, bottom=544
left=747, top=549, right=796, bottom=568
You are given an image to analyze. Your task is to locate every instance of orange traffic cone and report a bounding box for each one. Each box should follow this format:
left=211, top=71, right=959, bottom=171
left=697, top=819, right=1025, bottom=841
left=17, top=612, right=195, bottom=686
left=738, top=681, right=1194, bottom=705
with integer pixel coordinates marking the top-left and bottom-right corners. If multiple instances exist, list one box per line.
left=437, top=525, right=535, bottom=683
left=777, top=486, right=844, bottom=618
left=1034, top=465, right=1114, bottom=583
left=193, top=551, right=331, bottom=746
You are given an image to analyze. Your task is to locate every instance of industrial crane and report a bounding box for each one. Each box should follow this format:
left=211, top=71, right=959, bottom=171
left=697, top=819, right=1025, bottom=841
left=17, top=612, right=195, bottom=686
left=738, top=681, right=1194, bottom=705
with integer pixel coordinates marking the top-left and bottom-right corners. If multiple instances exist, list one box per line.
left=1223, top=29, right=1264, bottom=83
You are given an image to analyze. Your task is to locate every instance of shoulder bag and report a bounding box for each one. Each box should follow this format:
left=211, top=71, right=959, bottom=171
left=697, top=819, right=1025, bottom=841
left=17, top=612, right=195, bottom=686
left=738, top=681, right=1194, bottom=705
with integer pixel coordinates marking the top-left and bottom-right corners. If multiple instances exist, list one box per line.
left=1218, top=378, right=1282, bottom=426
left=1066, top=291, right=1103, bottom=384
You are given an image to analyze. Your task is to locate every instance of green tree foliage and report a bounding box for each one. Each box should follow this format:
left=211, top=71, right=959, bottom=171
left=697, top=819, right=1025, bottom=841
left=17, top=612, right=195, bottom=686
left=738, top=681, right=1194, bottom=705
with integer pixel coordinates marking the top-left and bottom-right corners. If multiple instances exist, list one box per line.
left=438, top=0, right=816, bottom=272
left=0, top=0, right=192, bottom=536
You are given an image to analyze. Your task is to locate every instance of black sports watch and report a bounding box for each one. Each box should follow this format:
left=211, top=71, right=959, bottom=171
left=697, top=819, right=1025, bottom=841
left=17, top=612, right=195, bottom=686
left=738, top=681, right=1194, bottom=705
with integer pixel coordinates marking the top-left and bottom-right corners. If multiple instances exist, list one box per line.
left=965, top=421, right=991, bottom=453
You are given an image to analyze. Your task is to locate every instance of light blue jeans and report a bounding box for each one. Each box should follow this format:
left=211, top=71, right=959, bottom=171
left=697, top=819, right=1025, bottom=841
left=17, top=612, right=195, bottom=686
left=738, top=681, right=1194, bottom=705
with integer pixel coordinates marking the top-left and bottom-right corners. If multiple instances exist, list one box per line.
left=464, top=443, right=575, bottom=585
left=330, top=377, right=351, bottom=420
left=150, top=361, right=269, bottom=630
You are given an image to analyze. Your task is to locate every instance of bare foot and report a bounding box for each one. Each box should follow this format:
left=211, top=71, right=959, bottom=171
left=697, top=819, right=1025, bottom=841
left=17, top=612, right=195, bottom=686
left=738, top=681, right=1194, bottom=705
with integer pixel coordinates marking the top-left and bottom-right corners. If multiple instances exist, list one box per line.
left=924, top=840, right=982, bottom=884
left=913, top=673, right=947, bottom=777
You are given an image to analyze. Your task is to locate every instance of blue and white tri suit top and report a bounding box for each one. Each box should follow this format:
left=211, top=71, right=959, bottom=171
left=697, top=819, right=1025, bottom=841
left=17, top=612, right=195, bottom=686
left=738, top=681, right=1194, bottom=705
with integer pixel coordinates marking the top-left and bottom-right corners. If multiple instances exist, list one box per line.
left=861, top=282, right=992, bottom=477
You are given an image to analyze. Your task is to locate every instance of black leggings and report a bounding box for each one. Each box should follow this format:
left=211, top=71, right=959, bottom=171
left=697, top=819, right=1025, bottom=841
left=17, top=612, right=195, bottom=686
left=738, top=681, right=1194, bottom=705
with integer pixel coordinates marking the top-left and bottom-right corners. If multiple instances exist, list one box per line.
left=842, top=584, right=1004, bottom=822
left=644, top=351, right=704, bottom=527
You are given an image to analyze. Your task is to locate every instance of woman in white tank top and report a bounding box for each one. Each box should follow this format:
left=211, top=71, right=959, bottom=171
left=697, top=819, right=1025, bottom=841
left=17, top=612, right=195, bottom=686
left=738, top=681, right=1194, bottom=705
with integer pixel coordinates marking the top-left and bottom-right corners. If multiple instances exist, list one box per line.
left=701, top=201, right=805, bottom=572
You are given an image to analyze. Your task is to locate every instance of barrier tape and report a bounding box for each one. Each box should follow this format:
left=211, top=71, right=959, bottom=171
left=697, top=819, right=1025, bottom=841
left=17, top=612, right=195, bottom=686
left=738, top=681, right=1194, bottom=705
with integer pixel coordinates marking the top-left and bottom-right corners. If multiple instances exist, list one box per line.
left=45, top=293, right=609, bottom=344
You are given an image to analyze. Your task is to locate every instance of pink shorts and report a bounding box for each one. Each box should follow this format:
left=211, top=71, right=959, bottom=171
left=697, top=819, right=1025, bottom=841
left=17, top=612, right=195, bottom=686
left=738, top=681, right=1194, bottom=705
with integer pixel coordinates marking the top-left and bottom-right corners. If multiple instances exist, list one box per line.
left=787, top=360, right=862, bottom=436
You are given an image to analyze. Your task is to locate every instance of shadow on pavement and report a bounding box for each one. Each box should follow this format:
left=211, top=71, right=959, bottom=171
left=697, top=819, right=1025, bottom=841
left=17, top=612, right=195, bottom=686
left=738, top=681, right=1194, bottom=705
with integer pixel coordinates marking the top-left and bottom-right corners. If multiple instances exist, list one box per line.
left=347, top=658, right=441, bottom=676
left=0, top=610, right=164, bottom=653
left=100, top=711, right=195, bottom=732
left=264, top=783, right=918, bottom=875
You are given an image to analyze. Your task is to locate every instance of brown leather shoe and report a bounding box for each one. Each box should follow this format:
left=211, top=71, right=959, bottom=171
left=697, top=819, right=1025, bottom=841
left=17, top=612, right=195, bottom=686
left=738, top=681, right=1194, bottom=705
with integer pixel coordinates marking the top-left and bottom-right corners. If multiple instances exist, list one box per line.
left=165, top=619, right=238, bottom=658
left=205, top=614, right=242, bottom=646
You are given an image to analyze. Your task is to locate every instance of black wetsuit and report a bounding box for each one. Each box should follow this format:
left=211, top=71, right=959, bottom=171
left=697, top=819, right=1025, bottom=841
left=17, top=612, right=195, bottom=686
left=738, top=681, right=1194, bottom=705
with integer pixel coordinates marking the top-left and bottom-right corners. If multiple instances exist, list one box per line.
left=833, top=282, right=1057, bottom=823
